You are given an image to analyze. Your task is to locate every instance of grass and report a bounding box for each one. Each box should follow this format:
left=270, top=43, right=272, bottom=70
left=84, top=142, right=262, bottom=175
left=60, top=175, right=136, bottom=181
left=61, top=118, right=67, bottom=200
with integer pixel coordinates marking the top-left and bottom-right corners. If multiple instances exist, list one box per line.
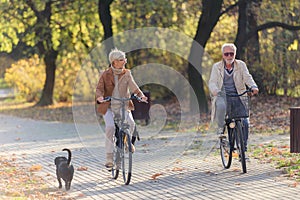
left=251, top=143, right=300, bottom=182
left=0, top=78, right=9, bottom=88
left=0, top=100, right=87, bottom=123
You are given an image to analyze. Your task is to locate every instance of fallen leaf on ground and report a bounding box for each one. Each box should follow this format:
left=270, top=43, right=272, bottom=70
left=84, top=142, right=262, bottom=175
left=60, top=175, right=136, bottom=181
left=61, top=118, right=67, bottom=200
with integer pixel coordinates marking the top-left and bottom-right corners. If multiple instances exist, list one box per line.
left=172, top=167, right=184, bottom=172
left=29, top=164, right=42, bottom=171
left=151, top=172, right=163, bottom=180
left=288, top=182, right=298, bottom=187
left=77, top=166, right=88, bottom=171
left=78, top=193, right=85, bottom=197
left=232, top=152, right=239, bottom=157
left=232, top=168, right=240, bottom=172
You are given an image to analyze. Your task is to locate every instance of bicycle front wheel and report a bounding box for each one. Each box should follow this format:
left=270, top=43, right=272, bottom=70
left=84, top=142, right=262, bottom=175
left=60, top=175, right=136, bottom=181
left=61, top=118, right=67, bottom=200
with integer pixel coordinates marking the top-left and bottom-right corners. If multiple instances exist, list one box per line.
left=122, top=130, right=132, bottom=185
left=235, top=121, right=247, bottom=173
left=220, top=126, right=233, bottom=169
left=111, top=136, right=121, bottom=180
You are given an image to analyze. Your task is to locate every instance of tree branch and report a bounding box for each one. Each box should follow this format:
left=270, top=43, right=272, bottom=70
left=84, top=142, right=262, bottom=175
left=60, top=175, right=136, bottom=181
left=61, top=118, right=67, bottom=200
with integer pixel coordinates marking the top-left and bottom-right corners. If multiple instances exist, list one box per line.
left=245, top=21, right=300, bottom=45
left=256, top=21, right=300, bottom=32
left=219, top=2, right=239, bottom=18
left=25, top=0, right=41, bottom=20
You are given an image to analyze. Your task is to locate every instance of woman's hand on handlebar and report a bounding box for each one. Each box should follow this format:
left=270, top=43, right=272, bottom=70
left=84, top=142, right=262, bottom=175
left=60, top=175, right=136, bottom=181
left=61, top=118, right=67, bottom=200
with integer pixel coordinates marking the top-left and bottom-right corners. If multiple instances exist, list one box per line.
left=132, top=94, right=148, bottom=103
left=140, top=96, right=148, bottom=103
left=96, top=96, right=104, bottom=104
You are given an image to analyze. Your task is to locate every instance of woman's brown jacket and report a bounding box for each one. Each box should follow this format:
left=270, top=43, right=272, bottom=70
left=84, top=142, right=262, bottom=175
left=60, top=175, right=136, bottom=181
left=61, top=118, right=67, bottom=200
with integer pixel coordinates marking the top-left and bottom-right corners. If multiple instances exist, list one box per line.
left=95, top=67, right=144, bottom=115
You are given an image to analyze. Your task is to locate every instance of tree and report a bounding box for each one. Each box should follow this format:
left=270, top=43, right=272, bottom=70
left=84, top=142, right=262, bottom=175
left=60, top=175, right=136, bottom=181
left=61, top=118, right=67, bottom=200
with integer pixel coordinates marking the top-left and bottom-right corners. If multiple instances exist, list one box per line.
left=234, top=0, right=300, bottom=94
left=190, top=0, right=300, bottom=111
left=26, top=0, right=58, bottom=106
left=187, top=0, right=223, bottom=113
left=235, top=0, right=300, bottom=59
left=98, top=0, right=114, bottom=55
left=1, top=0, right=102, bottom=105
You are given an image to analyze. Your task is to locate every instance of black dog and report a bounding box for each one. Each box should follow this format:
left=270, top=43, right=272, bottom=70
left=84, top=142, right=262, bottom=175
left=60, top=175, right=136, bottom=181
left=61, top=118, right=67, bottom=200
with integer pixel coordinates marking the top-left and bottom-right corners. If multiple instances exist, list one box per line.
left=54, top=148, right=74, bottom=190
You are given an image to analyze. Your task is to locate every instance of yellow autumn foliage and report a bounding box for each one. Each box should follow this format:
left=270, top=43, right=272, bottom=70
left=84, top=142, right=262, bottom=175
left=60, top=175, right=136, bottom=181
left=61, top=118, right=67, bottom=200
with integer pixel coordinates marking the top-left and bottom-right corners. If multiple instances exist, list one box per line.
left=4, top=54, right=45, bottom=102
left=4, top=53, right=82, bottom=103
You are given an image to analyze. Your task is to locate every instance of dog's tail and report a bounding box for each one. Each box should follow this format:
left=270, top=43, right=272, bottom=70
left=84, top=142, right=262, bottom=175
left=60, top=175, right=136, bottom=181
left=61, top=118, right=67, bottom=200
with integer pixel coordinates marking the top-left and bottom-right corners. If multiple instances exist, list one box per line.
left=62, top=148, right=72, bottom=166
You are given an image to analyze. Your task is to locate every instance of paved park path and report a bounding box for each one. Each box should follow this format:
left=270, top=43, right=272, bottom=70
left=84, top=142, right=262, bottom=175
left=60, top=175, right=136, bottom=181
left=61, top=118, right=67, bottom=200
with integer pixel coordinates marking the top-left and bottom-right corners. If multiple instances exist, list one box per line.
left=0, top=114, right=299, bottom=200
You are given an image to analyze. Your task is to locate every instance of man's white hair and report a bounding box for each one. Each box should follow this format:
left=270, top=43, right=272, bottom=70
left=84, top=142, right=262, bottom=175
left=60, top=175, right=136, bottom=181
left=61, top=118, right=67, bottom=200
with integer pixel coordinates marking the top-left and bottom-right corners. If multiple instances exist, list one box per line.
left=108, top=48, right=126, bottom=64
left=221, top=43, right=237, bottom=53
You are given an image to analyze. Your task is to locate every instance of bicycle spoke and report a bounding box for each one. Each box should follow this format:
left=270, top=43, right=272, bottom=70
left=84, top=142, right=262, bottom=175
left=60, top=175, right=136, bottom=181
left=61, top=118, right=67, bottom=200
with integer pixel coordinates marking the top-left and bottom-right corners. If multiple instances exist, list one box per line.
left=122, top=132, right=132, bottom=185
left=220, top=126, right=232, bottom=169
left=236, top=121, right=247, bottom=173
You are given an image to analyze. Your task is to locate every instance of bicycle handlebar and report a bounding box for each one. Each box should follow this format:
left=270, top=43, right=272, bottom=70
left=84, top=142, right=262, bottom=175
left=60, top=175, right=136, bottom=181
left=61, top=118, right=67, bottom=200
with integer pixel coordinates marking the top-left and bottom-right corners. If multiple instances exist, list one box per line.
left=97, top=94, right=148, bottom=104
left=218, top=87, right=255, bottom=97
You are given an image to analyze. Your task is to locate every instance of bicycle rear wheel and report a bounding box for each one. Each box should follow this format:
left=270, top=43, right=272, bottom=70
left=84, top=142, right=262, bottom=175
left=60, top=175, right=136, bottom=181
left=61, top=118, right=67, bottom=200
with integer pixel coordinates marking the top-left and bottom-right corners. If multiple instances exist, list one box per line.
left=122, top=130, right=132, bottom=185
left=235, top=121, right=247, bottom=173
left=220, top=126, right=233, bottom=169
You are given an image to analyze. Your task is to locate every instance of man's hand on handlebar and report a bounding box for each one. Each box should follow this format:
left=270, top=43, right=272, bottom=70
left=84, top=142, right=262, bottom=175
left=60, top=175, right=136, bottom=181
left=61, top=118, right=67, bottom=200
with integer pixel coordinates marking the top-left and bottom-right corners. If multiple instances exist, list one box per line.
left=248, top=87, right=259, bottom=96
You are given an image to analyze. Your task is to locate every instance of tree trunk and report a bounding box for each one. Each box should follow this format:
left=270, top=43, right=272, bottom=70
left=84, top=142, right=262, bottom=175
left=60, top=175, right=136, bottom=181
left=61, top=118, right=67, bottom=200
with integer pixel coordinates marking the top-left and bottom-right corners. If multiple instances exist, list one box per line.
left=188, top=0, right=223, bottom=113
left=245, top=2, right=261, bottom=64
left=234, top=0, right=248, bottom=59
left=98, top=0, right=114, bottom=55
left=27, top=0, right=58, bottom=106
left=36, top=51, right=58, bottom=106
left=235, top=0, right=264, bottom=92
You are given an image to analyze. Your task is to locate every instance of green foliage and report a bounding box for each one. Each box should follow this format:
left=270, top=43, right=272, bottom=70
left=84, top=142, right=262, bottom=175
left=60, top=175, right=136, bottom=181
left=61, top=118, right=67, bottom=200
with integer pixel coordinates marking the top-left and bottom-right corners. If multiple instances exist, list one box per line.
left=256, top=1, right=300, bottom=96
left=1, top=0, right=103, bottom=103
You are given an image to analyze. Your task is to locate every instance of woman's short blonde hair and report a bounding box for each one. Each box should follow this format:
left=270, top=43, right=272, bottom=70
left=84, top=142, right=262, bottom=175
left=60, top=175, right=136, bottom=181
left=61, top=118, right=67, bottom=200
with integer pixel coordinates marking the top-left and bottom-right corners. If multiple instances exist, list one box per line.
left=108, top=48, right=126, bottom=64
left=221, top=43, right=237, bottom=53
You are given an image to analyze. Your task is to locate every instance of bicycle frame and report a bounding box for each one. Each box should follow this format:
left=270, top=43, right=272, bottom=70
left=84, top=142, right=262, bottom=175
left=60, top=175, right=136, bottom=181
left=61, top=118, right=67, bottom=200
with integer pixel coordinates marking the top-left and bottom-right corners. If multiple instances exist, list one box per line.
left=111, top=97, right=133, bottom=185
left=219, top=89, right=252, bottom=173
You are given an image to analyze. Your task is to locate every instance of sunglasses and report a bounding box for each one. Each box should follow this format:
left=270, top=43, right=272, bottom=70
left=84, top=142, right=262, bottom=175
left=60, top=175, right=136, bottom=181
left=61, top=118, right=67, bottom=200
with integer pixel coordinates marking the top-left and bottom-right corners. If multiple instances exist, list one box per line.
left=223, top=52, right=234, bottom=57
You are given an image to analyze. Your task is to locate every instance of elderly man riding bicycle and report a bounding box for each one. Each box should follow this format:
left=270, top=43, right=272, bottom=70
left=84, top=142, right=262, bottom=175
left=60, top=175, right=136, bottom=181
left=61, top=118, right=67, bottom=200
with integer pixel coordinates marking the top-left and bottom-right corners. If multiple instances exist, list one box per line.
left=209, top=43, right=259, bottom=156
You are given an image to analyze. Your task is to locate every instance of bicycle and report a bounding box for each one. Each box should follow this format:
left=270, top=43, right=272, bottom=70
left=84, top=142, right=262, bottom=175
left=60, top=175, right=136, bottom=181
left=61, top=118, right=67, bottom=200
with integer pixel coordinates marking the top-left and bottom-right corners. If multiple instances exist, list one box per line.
left=98, top=94, right=147, bottom=185
left=219, top=88, right=253, bottom=173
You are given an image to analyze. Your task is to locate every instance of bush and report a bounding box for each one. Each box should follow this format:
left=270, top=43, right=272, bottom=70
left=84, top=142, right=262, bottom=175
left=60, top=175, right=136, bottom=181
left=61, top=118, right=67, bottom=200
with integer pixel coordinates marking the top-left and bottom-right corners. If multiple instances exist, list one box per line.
left=4, top=53, right=83, bottom=103
left=4, top=55, right=45, bottom=102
